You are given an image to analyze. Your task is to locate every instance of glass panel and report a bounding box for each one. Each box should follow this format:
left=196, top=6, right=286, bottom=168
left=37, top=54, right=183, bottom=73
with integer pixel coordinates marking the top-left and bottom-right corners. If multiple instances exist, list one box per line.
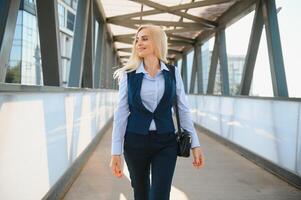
left=214, top=61, right=221, bottom=95
left=21, top=10, right=42, bottom=85
left=66, top=11, right=75, bottom=31
left=94, top=21, right=99, bottom=54
left=72, top=0, right=78, bottom=10
left=276, top=0, right=301, bottom=97
left=177, top=59, right=182, bottom=74
left=192, top=95, right=300, bottom=175
left=250, top=27, right=273, bottom=97
left=187, top=50, right=194, bottom=92
left=6, top=11, right=23, bottom=84
left=202, top=37, right=214, bottom=93
left=225, top=11, right=255, bottom=95
left=63, top=0, right=72, bottom=6
left=58, top=3, right=65, bottom=29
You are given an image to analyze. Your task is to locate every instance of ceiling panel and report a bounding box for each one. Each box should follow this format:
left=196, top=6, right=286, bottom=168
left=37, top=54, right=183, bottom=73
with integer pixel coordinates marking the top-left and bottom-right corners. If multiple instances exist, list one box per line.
left=98, top=0, right=246, bottom=64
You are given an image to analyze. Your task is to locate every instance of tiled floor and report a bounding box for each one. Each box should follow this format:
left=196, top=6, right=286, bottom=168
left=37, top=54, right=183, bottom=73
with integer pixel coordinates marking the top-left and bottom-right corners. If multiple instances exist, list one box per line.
left=63, top=126, right=301, bottom=200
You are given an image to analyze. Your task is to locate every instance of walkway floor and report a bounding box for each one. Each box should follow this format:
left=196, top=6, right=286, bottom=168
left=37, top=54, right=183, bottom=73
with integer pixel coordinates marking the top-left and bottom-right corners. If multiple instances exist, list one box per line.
left=63, top=126, right=301, bottom=200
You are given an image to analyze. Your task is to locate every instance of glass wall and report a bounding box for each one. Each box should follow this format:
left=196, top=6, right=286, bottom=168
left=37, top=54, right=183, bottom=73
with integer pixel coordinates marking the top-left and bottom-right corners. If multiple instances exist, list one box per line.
left=251, top=27, right=273, bottom=97
left=6, top=1, right=43, bottom=86
left=6, top=11, right=23, bottom=84
left=186, top=50, right=194, bottom=92
left=6, top=0, right=78, bottom=87
left=201, top=37, right=214, bottom=94
left=201, top=41, right=211, bottom=94
left=276, top=0, right=301, bottom=98
left=21, top=11, right=42, bottom=85
left=177, top=59, right=182, bottom=75
left=225, top=10, right=254, bottom=95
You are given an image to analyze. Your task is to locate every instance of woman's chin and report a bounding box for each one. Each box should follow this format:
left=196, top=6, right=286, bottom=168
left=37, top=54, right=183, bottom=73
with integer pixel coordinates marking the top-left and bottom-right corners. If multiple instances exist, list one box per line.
left=138, top=53, right=146, bottom=58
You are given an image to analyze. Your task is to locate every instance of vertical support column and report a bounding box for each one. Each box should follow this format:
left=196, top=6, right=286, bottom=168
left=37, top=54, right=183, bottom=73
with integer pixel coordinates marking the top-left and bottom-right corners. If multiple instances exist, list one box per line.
left=262, top=0, right=288, bottom=97
left=218, top=28, right=230, bottom=95
left=112, top=52, right=117, bottom=89
left=68, top=0, right=90, bottom=87
left=106, top=42, right=112, bottom=89
left=0, top=0, right=21, bottom=82
left=196, top=44, right=204, bottom=94
left=189, top=45, right=198, bottom=94
left=36, top=0, right=62, bottom=86
left=207, top=34, right=219, bottom=94
left=82, top=0, right=94, bottom=88
left=100, top=36, right=107, bottom=88
left=239, top=1, right=264, bottom=95
left=94, top=21, right=104, bottom=88
left=181, top=54, right=188, bottom=93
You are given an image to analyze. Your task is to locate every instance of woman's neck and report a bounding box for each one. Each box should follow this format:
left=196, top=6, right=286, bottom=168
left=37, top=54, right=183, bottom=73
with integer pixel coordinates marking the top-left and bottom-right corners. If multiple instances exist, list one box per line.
left=143, top=55, right=160, bottom=71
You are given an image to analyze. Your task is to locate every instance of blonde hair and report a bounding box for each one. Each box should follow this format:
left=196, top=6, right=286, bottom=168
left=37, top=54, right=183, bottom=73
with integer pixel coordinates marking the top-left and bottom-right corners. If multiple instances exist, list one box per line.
left=113, top=24, right=168, bottom=82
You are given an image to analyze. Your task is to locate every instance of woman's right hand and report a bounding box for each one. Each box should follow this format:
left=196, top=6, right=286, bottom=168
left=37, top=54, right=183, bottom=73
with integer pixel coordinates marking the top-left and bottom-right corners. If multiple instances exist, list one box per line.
left=110, top=155, right=123, bottom=178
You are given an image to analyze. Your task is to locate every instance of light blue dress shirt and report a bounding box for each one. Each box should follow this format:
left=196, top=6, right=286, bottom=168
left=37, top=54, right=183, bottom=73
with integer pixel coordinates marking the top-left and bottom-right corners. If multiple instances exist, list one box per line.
left=111, top=61, right=200, bottom=155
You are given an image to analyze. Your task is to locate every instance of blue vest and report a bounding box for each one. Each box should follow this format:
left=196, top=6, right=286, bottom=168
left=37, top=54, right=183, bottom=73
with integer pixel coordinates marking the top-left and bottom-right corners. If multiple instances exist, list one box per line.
left=126, top=68, right=176, bottom=135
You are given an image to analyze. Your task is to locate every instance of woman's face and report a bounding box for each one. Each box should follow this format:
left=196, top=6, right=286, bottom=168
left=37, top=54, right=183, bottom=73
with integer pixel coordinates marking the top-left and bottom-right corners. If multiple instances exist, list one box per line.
left=135, top=28, right=155, bottom=58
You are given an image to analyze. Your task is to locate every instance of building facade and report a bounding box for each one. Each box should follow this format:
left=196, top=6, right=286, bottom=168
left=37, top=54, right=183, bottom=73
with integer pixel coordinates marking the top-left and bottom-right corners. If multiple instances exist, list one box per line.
left=6, top=0, right=77, bottom=86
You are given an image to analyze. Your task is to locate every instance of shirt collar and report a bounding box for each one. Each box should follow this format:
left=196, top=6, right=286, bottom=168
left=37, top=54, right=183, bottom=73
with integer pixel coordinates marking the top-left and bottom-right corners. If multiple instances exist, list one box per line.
left=136, top=60, right=170, bottom=74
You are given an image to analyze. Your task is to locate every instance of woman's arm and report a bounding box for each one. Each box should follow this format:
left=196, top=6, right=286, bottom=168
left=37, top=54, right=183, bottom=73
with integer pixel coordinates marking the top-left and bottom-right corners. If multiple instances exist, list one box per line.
left=174, top=66, right=204, bottom=169
left=111, top=72, right=130, bottom=155
left=174, top=66, right=201, bottom=148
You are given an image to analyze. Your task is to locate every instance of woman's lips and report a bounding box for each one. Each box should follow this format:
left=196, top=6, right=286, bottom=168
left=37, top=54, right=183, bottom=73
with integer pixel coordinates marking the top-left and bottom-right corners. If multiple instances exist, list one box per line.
left=138, top=47, right=146, bottom=51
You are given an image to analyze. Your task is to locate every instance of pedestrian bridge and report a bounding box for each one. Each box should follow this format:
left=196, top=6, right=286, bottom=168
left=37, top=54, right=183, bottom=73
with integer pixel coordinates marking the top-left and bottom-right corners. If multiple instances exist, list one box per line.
left=0, top=0, right=301, bottom=199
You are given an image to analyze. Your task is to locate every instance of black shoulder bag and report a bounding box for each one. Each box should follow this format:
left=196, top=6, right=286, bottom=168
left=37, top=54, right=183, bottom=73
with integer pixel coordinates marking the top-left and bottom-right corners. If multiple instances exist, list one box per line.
left=167, top=64, right=192, bottom=157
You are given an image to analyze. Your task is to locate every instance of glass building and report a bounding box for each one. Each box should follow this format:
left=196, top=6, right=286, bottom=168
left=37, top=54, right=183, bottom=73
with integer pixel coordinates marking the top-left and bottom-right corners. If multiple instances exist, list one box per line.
left=6, top=0, right=77, bottom=86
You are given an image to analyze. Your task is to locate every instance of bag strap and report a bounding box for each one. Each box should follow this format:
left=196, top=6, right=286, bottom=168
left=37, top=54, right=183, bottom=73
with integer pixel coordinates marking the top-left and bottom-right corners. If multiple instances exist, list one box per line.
left=166, top=64, right=182, bottom=137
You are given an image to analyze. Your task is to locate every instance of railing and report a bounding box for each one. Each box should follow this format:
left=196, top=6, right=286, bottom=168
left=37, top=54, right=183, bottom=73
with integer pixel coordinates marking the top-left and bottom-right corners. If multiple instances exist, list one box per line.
left=0, top=86, right=118, bottom=199
left=188, top=94, right=301, bottom=179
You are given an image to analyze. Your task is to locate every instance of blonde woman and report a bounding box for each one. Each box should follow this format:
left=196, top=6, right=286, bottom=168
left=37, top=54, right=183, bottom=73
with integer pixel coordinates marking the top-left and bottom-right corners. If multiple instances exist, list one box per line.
left=110, top=24, right=204, bottom=200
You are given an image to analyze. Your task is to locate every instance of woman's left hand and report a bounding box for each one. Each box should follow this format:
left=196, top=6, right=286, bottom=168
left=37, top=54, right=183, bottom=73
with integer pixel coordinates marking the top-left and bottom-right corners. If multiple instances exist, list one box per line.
left=191, top=147, right=204, bottom=169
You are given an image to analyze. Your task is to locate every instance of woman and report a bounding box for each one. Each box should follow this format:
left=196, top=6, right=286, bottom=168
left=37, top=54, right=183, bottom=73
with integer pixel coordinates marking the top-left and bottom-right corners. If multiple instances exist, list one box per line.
left=110, top=24, right=204, bottom=200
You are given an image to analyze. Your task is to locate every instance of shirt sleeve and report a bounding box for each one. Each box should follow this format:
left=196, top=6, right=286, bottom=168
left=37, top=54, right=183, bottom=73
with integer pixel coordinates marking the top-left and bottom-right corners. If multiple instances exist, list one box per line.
left=111, top=72, right=130, bottom=155
left=174, top=67, right=201, bottom=148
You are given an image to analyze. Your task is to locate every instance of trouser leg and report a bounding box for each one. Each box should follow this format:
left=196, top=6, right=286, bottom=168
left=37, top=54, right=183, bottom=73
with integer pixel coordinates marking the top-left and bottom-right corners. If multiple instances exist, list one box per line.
left=124, top=133, right=151, bottom=200
left=150, top=133, right=178, bottom=200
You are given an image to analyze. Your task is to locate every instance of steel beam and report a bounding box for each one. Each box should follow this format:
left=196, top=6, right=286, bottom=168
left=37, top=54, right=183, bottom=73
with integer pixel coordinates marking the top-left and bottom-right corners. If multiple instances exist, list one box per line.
left=129, top=0, right=215, bottom=28
left=0, top=0, right=21, bottom=82
left=181, top=54, right=188, bottom=93
left=68, top=0, right=90, bottom=87
left=262, top=0, right=288, bottom=97
left=82, top=0, right=94, bottom=88
left=108, top=0, right=239, bottom=23
left=218, top=0, right=256, bottom=28
left=106, top=42, right=113, bottom=89
left=239, top=1, right=264, bottom=95
left=36, top=0, right=62, bottom=86
left=189, top=46, right=198, bottom=94
left=114, top=19, right=209, bottom=29
left=218, top=29, right=230, bottom=95
left=196, top=44, right=204, bottom=94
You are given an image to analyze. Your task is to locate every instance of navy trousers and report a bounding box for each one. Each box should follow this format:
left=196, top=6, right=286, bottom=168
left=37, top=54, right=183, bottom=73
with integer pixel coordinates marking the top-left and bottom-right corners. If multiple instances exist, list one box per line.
left=124, top=131, right=178, bottom=200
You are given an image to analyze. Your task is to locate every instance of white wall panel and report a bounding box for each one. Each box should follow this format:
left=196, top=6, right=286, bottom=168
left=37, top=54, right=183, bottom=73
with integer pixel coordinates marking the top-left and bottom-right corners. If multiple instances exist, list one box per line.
left=188, top=95, right=301, bottom=177
left=0, top=90, right=118, bottom=200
